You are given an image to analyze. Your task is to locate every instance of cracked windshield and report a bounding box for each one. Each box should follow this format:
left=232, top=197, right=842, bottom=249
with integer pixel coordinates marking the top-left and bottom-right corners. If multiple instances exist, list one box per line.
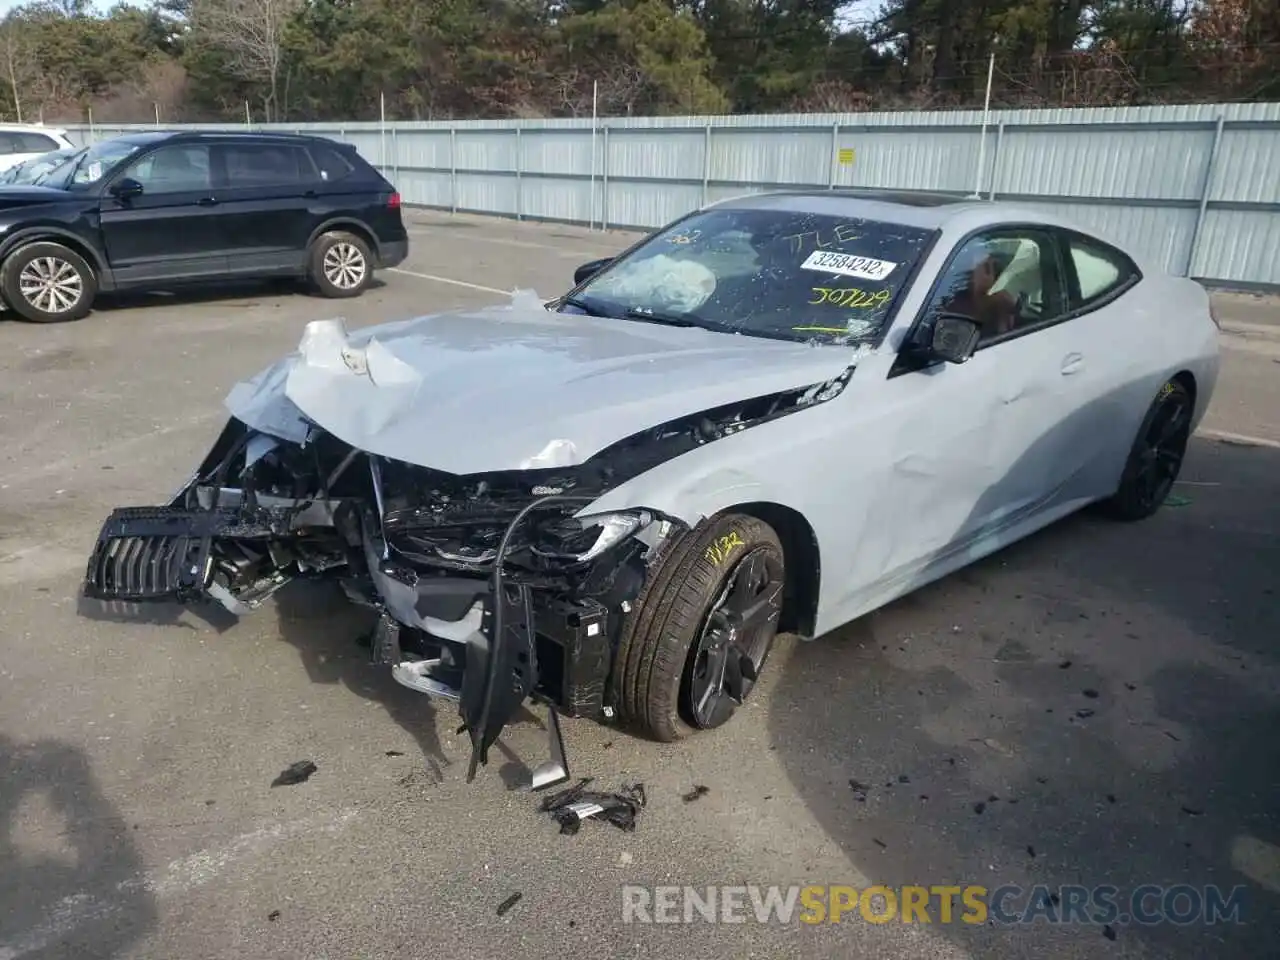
left=569, top=207, right=936, bottom=344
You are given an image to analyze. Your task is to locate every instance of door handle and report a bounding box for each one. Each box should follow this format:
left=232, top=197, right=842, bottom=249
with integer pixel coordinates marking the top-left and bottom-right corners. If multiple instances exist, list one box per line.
left=196, top=196, right=219, bottom=206
left=1061, top=353, right=1084, bottom=375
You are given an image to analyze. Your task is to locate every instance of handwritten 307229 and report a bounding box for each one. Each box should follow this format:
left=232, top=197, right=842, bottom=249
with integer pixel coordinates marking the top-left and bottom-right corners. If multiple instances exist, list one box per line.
left=809, top=287, right=892, bottom=309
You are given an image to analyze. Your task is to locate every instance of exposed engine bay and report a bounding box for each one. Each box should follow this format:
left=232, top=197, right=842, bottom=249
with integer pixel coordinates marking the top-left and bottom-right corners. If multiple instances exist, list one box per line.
left=81, top=367, right=851, bottom=785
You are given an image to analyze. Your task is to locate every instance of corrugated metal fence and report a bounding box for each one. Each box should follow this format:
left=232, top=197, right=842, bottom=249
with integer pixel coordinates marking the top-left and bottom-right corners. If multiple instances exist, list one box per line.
left=66, top=102, right=1280, bottom=289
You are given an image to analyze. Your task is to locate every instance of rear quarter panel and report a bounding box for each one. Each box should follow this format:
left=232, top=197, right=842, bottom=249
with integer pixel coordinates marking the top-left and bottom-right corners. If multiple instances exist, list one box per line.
left=294, top=141, right=404, bottom=253
left=1133, top=272, right=1221, bottom=429
left=305, top=192, right=404, bottom=255
left=331, top=148, right=405, bottom=246
left=1031, top=268, right=1221, bottom=500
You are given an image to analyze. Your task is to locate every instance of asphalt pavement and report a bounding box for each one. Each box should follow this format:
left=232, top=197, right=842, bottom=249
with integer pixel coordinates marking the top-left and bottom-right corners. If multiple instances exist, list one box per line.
left=0, top=210, right=1277, bottom=960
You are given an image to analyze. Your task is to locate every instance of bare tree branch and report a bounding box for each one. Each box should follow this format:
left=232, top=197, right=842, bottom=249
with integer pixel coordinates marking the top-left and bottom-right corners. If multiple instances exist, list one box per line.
left=0, top=17, right=39, bottom=122
left=189, top=0, right=300, bottom=120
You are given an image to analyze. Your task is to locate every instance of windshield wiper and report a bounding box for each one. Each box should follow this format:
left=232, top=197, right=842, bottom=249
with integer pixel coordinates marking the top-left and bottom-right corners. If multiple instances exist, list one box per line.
left=622, top=307, right=702, bottom=328
left=561, top=298, right=702, bottom=328
left=559, top=294, right=610, bottom=318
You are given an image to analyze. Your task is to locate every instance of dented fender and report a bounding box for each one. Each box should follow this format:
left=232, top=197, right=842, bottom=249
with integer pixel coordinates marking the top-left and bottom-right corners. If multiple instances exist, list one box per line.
left=221, top=310, right=858, bottom=476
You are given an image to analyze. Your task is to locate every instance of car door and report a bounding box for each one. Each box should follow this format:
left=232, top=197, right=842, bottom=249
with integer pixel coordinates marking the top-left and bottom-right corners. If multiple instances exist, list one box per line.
left=213, top=141, right=318, bottom=276
left=99, top=142, right=229, bottom=283
left=838, top=226, right=1094, bottom=600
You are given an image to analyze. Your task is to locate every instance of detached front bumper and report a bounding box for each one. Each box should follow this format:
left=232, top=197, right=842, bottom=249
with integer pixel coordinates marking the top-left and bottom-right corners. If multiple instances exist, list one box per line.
left=81, top=492, right=636, bottom=786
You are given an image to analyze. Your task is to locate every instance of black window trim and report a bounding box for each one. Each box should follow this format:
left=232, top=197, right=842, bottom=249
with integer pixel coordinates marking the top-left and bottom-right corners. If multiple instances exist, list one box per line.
left=890, top=220, right=1086, bottom=378
left=104, top=141, right=214, bottom=194
left=306, top=141, right=356, bottom=182
left=1055, top=226, right=1144, bottom=321
left=86, top=144, right=153, bottom=195
left=215, top=141, right=313, bottom=188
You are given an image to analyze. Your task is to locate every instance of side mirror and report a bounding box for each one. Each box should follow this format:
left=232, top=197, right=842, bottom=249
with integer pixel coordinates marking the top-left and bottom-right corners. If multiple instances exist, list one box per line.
left=928, top=313, right=981, bottom=364
left=110, top=177, right=143, bottom=201
left=574, top=257, right=612, bottom=286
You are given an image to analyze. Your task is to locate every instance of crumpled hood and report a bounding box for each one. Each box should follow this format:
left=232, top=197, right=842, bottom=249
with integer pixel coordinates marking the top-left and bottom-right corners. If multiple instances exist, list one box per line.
left=225, top=295, right=858, bottom=475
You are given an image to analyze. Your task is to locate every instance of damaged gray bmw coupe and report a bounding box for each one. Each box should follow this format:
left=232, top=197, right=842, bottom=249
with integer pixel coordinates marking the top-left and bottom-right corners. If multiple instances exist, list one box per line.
left=83, top=191, right=1220, bottom=785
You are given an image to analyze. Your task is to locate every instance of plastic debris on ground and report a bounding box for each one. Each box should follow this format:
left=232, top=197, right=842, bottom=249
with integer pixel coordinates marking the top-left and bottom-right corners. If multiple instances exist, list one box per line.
left=1164, top=494, right=1193, bottom=507
left=271, top=760, right=318, bottom=787
left=538, top=777, right=646, bottom=834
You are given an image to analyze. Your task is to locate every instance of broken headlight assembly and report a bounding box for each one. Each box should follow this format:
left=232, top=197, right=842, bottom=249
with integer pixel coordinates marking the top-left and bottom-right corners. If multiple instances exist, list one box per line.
left=531, top=510, right=654, bottom=564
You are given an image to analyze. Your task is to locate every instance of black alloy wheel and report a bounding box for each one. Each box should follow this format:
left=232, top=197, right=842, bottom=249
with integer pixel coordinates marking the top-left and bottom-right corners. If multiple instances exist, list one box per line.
left=683, top=545, right=785, bottom=729
left=1101, top=378, right=1193, bottom=521
left=612, top=513, right=787, bottom=742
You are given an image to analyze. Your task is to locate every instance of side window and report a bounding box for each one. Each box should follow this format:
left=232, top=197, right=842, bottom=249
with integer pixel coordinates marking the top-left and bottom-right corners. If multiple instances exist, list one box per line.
left=307, top=144, right=354, bottom=182
left=223, top=144, right=308, bottom=186
left=1067, top=234, right=1138, bottom=307
left=121, top=145, right=211, bottom=194
left=0, top=133, right=21, bottom=155
left=17, top=132, right=59, bottom=153
left=926, top=230, right=1064, bottom=343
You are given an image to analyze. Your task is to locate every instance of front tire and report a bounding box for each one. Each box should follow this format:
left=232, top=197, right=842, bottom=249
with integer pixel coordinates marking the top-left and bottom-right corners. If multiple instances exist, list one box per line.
left=308, top=231, right=373, bottom=298
left=614, top=514, right=786, bottom=742
left=1, top=242, right=96, bottom=323
left=1098, top=377, right=1193, bottom=521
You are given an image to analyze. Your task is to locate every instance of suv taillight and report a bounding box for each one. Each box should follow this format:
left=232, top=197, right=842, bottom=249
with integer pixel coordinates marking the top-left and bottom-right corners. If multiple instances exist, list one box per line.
left=387, top=192, right=401, bottom=210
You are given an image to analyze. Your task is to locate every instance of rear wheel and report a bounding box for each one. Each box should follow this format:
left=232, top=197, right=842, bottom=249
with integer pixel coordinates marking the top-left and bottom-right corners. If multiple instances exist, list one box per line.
left=613, top=514, right=786, bottom=742
left=308, top=230, right=373, bottom=298
left=1099, top=378, right=1193, bottom=521
left=1, top=242, right=96, bottom=323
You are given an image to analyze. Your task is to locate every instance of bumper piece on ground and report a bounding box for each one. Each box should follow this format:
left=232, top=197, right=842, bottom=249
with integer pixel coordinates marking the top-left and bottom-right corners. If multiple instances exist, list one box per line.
left=83, top=506, right=226, bottom=603
left=81, top=481, right=628, bottom=791
left=529, top=705, right=571, bottom=791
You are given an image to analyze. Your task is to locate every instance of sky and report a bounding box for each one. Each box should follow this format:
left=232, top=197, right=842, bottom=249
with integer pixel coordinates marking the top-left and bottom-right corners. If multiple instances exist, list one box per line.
left=0, top=0, right=127, bottom=11
left=840, top=0, right=882, bottom=29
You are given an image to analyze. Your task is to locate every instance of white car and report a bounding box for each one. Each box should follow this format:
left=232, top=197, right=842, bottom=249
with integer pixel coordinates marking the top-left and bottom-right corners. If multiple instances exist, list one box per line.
left=0, top=124, right=75, bottom=174
left=83, top=191, right=1221, bottom=786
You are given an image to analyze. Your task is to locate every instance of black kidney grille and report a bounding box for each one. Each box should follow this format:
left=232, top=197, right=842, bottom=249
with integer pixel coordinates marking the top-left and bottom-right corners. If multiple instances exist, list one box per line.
left=85, top=534, right=206, bottom=600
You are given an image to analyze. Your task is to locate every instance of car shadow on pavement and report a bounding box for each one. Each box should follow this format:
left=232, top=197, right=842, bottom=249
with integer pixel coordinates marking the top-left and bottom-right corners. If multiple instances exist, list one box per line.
left=76, top=595, right=242, bottom=634
left=768, top=420, right=1280, bottom=959
left=0, top=734, right=157, bottom=960
left=270, top=579, right=452, bottom=781
left=91, top=277, right=389, bottom=312
left=268, top=579, right=553, bottom=790
left=0, top=277, right=391, bottom=322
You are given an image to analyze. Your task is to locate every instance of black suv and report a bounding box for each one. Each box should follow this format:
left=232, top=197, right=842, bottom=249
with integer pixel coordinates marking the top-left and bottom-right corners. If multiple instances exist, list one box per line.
left=0, top=130, right=409, bottom=323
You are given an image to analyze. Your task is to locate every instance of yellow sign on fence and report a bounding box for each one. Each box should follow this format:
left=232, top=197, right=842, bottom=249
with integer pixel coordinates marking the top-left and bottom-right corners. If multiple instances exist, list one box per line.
left=837, top=147, right=855, bottom=165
